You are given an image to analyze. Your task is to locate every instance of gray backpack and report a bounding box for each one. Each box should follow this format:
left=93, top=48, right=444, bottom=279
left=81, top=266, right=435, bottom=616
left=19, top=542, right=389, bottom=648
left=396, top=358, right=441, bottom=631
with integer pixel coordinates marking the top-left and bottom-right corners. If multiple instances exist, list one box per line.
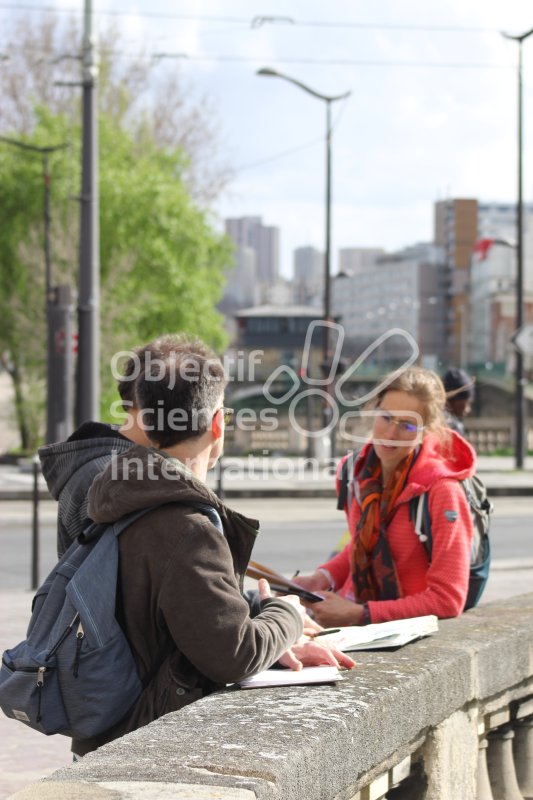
left=0, top=503, right=221, bottom=739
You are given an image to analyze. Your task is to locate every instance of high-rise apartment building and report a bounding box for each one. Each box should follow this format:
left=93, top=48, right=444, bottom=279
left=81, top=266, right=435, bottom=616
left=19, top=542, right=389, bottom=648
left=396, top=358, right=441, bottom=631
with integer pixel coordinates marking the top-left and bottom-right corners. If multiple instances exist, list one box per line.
left=225, top=216, right=280, bottom=285
left=293, top=246, right=324, bottom=305
left=338, top=248, right=385, bottom=275
left=218, top=245, right=258, bottom=314
left=434, top=199, right=478, bottom=364
left=435, top=198, right=533, bottom=367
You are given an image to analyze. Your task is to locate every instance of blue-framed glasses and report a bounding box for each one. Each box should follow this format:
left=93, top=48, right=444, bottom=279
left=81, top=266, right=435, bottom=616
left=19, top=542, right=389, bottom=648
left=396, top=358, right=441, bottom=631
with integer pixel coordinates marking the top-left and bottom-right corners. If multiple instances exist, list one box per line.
left=374, top=409, right=424, bottom=439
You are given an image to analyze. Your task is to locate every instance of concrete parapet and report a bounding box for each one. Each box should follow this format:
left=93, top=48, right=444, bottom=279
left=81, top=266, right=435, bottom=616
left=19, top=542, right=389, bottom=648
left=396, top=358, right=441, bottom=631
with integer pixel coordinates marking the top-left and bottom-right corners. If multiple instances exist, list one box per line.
left=11, top=593, right=533, bottom=800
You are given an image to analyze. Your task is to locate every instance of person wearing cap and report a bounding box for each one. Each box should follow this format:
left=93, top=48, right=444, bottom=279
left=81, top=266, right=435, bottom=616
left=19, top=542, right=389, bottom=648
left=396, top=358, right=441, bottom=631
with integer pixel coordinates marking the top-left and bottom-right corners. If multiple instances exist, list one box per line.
left=442, top=368, right=475, bottom=437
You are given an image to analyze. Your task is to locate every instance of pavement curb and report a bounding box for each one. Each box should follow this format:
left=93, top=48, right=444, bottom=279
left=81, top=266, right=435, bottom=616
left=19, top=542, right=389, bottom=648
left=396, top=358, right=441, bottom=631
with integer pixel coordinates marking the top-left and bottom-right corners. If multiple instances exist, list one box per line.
left=0, top=484, right=531, bottom=501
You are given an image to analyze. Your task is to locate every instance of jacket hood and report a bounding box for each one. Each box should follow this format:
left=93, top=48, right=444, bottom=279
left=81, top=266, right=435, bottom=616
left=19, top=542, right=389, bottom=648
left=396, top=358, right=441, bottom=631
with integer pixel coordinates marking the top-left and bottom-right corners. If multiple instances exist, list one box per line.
left=38, top=422, right=132, bottom=499
left=87, top=445, right=226, bottom=524
left=356, top=430, right=476, bottom=504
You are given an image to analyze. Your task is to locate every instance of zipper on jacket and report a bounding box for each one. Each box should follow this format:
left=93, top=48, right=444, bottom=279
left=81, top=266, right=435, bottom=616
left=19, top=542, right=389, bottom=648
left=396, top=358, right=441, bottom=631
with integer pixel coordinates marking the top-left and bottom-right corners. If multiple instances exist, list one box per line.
left=72, top=621, right=84, bottom=678
left=36, top=666, right=46, bottom=722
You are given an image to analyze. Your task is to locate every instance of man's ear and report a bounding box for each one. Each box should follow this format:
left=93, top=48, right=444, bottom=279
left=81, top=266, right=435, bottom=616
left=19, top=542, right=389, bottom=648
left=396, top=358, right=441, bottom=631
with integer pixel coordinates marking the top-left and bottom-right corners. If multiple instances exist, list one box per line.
left=211, top=409, right=223, bottom=440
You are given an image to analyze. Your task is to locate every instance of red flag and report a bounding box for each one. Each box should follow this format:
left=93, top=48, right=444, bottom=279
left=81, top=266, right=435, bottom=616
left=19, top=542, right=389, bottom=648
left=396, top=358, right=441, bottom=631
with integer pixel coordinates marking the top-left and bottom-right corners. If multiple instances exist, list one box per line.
left=473, top=238, right=495, bottom=260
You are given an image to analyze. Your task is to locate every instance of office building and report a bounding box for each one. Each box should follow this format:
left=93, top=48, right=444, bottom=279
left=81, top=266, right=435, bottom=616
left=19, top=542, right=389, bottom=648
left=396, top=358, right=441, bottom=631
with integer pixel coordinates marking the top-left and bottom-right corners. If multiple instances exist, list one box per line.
left=225, top=216, right=280, bottom=285
left=293, top=246, right=324, bottom=305
left=338, top=248, right=385, bottom=275
left=331, top=243, right=446, bottom=368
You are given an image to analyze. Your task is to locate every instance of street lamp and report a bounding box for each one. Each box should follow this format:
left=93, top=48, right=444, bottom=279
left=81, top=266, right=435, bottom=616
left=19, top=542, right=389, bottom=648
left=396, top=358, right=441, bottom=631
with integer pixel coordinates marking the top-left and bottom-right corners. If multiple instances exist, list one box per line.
left=76, top=0, right=100, bottom=427
left=257, top=68, right=351, bottom=455
left=257, top=68, right=350, bottom=358
left=0, top=136, right=72, bottom=445
left=501, top=26, right=533, bottom=468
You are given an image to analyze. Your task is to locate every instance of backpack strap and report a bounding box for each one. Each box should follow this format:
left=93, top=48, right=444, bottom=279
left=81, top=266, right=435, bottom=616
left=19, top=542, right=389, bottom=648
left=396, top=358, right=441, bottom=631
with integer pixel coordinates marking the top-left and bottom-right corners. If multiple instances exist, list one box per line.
left=79, top=507, right=157, bottom=544
left=108, top=502, right=222, bottom=691
left=336, top=449, right=360, bottom=512
left=410, top=492, right=433, bottom=561
left=193, top=503, right=224, bottom=534
left=79, top=502, right=224, bottom=552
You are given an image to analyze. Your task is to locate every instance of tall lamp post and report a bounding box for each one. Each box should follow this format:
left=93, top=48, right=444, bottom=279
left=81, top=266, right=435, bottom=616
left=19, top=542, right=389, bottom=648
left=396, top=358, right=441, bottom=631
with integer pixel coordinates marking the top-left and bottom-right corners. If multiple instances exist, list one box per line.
left=76, top=0, right=100, bottom=427
left=0, top=136, right=72, bottom=445
left=257, top=68, right=351, bottom=455
left=501, top=26, right=533, bottom=469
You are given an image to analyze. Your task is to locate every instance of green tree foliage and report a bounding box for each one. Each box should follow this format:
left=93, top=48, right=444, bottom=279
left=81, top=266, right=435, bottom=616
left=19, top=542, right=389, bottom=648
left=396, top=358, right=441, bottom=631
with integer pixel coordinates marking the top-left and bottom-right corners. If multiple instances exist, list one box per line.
left=97, top=114, right=231, bottom=420
left=0, top=137, right=50, bottom=450
left=0, top=104, right=231, bottom=450
left=0, top=14, right=233, bottom=450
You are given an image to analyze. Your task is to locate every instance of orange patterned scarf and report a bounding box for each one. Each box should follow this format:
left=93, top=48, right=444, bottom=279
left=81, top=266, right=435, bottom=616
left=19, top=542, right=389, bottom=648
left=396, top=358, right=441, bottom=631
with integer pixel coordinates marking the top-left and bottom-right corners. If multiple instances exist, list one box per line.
left=352, top=446, right=417, bottom=603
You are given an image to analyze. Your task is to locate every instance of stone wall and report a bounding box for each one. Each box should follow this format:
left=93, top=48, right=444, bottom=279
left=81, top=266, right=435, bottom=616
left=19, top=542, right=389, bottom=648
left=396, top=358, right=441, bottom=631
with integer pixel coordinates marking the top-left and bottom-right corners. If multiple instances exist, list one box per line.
left=12, top=593, right=533, bottom=800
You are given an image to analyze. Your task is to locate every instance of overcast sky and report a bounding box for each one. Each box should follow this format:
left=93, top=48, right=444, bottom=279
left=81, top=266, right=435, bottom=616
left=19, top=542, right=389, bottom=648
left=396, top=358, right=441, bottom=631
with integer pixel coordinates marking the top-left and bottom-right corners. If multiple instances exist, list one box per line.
left=3, top=1, right=533, bottom=277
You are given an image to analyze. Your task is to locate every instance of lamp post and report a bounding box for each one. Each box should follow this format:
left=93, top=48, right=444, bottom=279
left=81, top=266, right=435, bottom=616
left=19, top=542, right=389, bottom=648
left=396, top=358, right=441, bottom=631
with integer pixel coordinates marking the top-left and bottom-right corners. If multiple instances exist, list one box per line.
left=501, top=26, right=533, bottom=468
left=257, top=68, right=351, bottom=455
left=76, top=0, right=100, bottom=427
left=0, top=136, right=72, bottom=445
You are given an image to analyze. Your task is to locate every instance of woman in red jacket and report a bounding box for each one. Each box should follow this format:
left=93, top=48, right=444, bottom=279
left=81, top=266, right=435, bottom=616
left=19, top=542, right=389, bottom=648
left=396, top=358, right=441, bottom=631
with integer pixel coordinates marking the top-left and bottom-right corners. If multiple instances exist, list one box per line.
left=294, top=367, right=475, bottom=627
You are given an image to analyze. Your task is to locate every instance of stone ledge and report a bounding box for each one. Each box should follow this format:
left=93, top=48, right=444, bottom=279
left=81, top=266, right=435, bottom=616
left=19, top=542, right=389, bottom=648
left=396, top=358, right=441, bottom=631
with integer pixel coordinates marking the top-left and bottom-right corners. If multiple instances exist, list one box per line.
left=10, top=781, right=257, bottom=799
left=19, top=593, right=533, bottom=800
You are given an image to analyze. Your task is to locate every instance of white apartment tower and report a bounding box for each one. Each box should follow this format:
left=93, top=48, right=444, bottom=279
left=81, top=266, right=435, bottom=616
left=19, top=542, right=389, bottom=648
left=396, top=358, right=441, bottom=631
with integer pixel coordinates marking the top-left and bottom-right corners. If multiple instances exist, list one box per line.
left=225, top=216, right=280, bottom=285
left=293, top=246, right=324, bottom=305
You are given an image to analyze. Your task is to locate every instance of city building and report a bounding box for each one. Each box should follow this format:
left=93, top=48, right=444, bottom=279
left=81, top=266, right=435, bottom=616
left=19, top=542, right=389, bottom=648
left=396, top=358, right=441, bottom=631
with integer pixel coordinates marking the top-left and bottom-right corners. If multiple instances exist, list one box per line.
left=218, top=245, right=258, bottom=315
left=261, top=277, right=293, bottom=307
left=225, top=216, right=280, bottom=285
left=434, top=198, right=478, bottom=364
left=478, top=201, right=532, bottom=246
left=293, top=246, right=324, bottom=306
left=233, top=305, right=322, bottom=382
left=331, top=243, right=447, bottom=369
left=433, top=198, right=533, bottom=366
left=338, top=247, right=385, bottom=275
left=469, top=232, right=533, bottom=373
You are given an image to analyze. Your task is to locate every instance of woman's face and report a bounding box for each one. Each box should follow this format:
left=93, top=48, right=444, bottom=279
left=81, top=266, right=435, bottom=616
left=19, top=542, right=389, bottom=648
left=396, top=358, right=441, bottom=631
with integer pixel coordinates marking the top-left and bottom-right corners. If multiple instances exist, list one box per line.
left=372, top=390, right=425, bottom=474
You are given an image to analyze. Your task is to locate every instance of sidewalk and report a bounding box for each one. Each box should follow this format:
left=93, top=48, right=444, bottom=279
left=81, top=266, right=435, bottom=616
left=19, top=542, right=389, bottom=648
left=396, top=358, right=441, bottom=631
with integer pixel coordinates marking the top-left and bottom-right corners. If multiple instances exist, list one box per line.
left=0, top=455, right=532, bottom=500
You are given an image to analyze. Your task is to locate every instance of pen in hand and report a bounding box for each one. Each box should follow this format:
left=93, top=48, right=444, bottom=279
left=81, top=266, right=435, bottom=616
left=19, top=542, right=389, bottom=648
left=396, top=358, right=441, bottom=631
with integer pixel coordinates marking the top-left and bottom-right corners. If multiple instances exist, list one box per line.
left=310, top=628, right=341, bottom=638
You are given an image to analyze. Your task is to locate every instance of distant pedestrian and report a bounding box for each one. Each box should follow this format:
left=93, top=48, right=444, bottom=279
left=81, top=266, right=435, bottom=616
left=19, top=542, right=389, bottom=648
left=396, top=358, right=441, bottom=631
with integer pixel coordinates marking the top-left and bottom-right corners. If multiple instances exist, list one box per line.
left=442, top=368, right=475, bottom=437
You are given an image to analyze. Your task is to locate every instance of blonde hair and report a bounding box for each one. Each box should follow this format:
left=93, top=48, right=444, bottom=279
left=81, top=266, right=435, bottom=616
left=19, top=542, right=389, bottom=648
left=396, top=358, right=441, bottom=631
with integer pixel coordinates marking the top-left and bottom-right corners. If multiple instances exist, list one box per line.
left=374, top=367, right=449, bottom=442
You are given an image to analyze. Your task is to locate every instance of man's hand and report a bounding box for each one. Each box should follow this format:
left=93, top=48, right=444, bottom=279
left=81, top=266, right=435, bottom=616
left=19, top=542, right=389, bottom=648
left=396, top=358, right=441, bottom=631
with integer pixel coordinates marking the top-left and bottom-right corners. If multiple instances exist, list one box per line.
left=257, top=579, right=355, bottom=671
left=277, top=636, right=356, bottom=671
left=307, top=592, right=365, bottom=628
left=258, top=578, right=306, bottom=623
left=258, top=578, right=322, bottom=635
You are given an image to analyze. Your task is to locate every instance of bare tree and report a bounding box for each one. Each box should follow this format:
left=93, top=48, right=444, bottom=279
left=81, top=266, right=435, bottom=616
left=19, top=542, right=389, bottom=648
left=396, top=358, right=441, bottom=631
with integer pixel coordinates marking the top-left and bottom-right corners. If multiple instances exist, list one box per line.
left=0, top=13, right=232, bottom=203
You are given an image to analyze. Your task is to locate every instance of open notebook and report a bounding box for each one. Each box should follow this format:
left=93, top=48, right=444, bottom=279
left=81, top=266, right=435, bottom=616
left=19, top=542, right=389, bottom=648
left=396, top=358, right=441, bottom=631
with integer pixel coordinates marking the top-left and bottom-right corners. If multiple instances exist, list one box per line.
left=317, top=615, right=439, bottom=651
left=238, top=665, right=344, bottom=689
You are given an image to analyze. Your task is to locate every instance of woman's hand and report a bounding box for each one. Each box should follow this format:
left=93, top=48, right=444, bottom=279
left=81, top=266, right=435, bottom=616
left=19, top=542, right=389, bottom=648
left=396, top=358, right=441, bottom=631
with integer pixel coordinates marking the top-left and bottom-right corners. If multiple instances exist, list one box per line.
left=292, top=570, right=332, bottom=592
left=308, top=592, right=366, bottom=628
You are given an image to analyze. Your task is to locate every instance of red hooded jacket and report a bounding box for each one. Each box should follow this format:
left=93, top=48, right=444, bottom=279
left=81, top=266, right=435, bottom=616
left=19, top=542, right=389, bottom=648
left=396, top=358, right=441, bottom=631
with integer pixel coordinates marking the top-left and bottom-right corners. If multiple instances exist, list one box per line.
left=319, top=431, right=476, bottom=623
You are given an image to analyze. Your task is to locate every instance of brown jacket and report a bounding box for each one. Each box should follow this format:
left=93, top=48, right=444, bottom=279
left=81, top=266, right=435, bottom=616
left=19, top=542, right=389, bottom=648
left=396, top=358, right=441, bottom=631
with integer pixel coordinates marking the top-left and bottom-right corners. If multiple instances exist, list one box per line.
left=74, top=446, right=302, bottom=755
